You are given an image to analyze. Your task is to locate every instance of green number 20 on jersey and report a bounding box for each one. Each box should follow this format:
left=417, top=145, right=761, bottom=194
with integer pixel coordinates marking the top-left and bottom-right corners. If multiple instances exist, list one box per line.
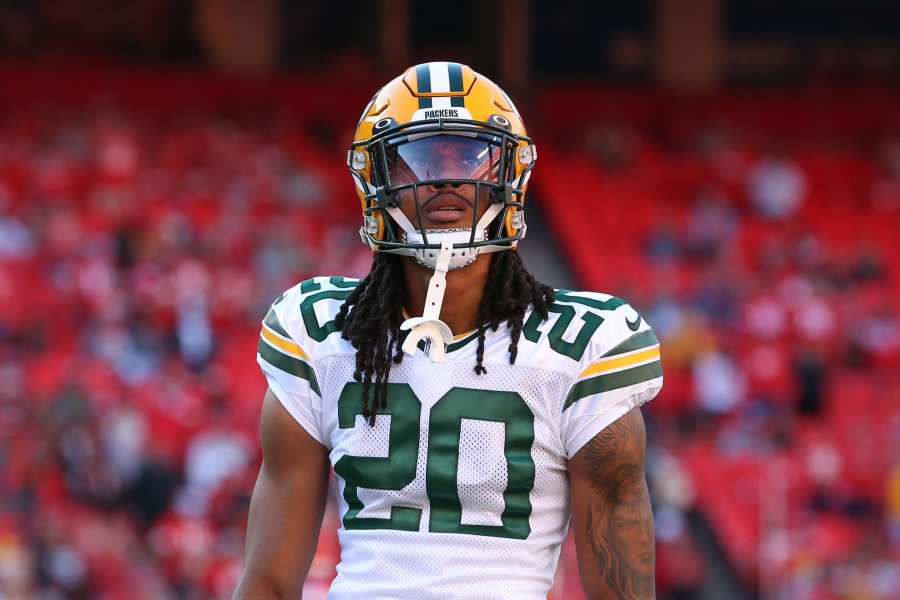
left=335, top=383, right=536, bottom=540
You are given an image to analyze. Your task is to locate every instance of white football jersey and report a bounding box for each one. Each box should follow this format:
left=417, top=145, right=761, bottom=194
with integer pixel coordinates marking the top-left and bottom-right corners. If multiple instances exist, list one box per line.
left=256, top=275, right=663, bottom=600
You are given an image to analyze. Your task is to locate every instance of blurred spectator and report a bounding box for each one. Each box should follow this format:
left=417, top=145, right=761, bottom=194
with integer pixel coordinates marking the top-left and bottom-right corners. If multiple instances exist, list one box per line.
left=177, top=415, right=252, bottom=518
left=644, top=218, right=680, bottom=263
left=852, top=304, right=900, bottom=366
left=747, top=150, right=807, bottom=221
left=682, top=188, right=738, bottom=263
left=849, top=244, right=887, bottom=284
left=0, top=209, right=34, bottom=259
left=743, top=287, right=788, bottom=341
left=693, top=348, right=746, bottom=414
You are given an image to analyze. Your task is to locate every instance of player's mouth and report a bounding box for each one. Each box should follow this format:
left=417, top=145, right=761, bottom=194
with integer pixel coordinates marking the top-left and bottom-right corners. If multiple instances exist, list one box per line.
left=422, top=193, right=472, bottom=224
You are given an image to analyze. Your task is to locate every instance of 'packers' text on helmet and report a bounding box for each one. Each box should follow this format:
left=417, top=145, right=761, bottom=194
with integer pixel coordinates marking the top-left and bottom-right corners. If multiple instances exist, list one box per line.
left=348, top=62, right=537, bottom=270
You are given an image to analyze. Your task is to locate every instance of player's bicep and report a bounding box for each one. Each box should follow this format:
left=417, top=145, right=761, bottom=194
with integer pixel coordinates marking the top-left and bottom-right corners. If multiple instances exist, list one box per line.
left=233, top=388, right=330, bottom=599
left=568, top=408, right=655, bottom=600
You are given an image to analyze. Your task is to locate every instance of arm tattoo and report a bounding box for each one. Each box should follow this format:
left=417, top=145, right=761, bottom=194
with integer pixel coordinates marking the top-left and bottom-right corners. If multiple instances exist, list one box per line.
left=581, top=411, right=655, bottom=599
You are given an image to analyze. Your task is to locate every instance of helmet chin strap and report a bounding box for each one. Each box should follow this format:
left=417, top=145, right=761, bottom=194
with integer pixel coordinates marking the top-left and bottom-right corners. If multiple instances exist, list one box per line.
left=400, top=239, right=455, bottom=362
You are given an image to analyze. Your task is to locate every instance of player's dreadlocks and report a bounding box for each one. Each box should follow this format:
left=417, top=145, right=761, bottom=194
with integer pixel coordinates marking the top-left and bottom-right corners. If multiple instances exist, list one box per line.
left=335, top=250, right=555, bottom=423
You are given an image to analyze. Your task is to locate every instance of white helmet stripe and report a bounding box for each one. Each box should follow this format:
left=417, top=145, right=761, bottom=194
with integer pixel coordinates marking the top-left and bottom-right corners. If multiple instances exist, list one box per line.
left=428, top=61, right=451, bottom=93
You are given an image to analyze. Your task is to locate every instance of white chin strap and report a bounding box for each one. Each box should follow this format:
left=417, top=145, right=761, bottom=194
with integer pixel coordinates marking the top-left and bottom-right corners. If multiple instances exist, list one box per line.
left=400, top=240, right=455, bottom=362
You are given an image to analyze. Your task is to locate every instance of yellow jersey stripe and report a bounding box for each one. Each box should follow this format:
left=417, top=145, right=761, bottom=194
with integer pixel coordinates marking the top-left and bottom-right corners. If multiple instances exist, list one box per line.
left=260, top=325, right=309, bottom=359
left=579, top=346, right=660, bottom=378
left=453, top=329, right=477, bottom=341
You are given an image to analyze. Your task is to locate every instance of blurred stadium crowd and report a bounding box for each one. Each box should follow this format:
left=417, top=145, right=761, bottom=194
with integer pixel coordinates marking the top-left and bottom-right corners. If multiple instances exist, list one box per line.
left=0, top=82, right=367, bottom=598
left=0, top=70, right=899, bottom=600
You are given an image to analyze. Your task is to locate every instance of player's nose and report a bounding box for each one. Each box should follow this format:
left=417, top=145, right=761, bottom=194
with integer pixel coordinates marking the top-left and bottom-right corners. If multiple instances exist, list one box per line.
left=427, top=180, right=463, bottom=190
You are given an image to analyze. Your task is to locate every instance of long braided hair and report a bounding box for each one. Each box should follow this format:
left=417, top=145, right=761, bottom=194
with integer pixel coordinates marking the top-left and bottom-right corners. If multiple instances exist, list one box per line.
left=334, top=250, right=555, bottom=423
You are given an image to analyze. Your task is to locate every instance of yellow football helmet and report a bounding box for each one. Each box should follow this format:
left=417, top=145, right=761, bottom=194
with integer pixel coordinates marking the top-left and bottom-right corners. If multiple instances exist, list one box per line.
left=348, top=62, right=537, bottom=270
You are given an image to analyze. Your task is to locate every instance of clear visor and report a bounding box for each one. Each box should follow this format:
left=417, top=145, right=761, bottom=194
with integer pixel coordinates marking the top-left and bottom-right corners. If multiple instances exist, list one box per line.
left=385, top=135, right=502, bottom=186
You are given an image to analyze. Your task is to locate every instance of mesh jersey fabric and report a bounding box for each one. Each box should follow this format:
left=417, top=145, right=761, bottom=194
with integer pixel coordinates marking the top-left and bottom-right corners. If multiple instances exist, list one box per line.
left=256, top=276, right=663, bottom=599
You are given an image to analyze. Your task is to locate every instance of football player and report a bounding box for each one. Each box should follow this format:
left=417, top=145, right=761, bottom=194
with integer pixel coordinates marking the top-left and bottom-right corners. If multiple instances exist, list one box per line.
left=234, top=62, right=663, bottom=599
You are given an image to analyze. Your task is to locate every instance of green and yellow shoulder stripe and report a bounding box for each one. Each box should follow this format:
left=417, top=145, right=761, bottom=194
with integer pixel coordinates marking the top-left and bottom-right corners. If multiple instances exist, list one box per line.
left=564, top=327, right=662, bottom=410
left=257, top=302, right=321, bottom=396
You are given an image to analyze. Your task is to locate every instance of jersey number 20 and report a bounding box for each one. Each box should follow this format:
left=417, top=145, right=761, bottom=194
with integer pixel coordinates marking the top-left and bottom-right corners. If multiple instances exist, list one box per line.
left=333, top=383, right=536, bottom=540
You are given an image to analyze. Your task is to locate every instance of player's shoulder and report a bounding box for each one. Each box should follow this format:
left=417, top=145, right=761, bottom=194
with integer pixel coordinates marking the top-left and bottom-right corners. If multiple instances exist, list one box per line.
left=525, top=288, right=659, bottom=376
left=263, top=275, right=361, bottom=357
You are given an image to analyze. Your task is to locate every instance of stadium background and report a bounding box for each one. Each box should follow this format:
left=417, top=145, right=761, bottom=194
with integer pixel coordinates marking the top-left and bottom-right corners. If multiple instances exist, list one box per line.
left=1, top=1, right=899, bottom=598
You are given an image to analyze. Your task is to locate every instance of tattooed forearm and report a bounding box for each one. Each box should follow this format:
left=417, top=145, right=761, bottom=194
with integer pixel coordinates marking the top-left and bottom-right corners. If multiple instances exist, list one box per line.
left=570, top=408, right=655, bottom=599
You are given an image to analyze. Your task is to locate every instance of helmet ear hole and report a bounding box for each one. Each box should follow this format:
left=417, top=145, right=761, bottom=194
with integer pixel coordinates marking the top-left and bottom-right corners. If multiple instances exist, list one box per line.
left=373, top=117, right=397, bottom=131
left=489, top=114, right=511, bottom=130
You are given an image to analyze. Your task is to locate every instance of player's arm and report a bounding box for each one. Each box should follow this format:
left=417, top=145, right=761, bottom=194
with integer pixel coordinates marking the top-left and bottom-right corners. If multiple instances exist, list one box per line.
left=233, top=388, right=331, bottom=599
left=568, top=407, right=655, bottom=600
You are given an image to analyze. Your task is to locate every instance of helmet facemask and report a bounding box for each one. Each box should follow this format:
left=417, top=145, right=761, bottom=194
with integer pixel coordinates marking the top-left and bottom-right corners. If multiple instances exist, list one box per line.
left=350, top=117, right=534, bottom=271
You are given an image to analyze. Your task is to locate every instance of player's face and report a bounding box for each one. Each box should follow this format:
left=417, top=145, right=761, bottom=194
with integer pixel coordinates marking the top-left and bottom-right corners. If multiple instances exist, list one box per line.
left=385, top=135, right=501, bottom=230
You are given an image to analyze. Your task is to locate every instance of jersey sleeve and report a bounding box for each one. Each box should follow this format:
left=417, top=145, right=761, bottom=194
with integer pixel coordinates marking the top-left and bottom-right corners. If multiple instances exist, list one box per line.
left=559, top=302, right=663, bottom=458
left=256, top=289, right=325, bottom=445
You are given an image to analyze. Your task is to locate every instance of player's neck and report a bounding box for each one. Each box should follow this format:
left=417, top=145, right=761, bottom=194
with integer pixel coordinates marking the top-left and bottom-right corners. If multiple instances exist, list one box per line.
left=401, top=254, right=492, bottom=337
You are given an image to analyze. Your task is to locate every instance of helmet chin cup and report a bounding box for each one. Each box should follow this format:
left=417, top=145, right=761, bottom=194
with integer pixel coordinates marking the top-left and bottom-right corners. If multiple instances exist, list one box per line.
left=403, top=229, right=487, bottom=270
left=382, top=202, right=507, bottom=269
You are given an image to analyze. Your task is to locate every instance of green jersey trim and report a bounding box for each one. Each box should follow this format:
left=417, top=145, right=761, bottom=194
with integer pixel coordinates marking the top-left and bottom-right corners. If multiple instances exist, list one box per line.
left=258, top=337, right=322, bottom=396
left=563, top=361, right=662, bottom=410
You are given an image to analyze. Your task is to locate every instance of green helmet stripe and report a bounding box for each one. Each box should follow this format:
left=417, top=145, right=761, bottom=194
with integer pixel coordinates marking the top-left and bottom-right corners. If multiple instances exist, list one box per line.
left=448, top=62, right=464, bottom=91
left=416, top=64, right=432, bottom=109
left=448, top=62, right=465, bottom=107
